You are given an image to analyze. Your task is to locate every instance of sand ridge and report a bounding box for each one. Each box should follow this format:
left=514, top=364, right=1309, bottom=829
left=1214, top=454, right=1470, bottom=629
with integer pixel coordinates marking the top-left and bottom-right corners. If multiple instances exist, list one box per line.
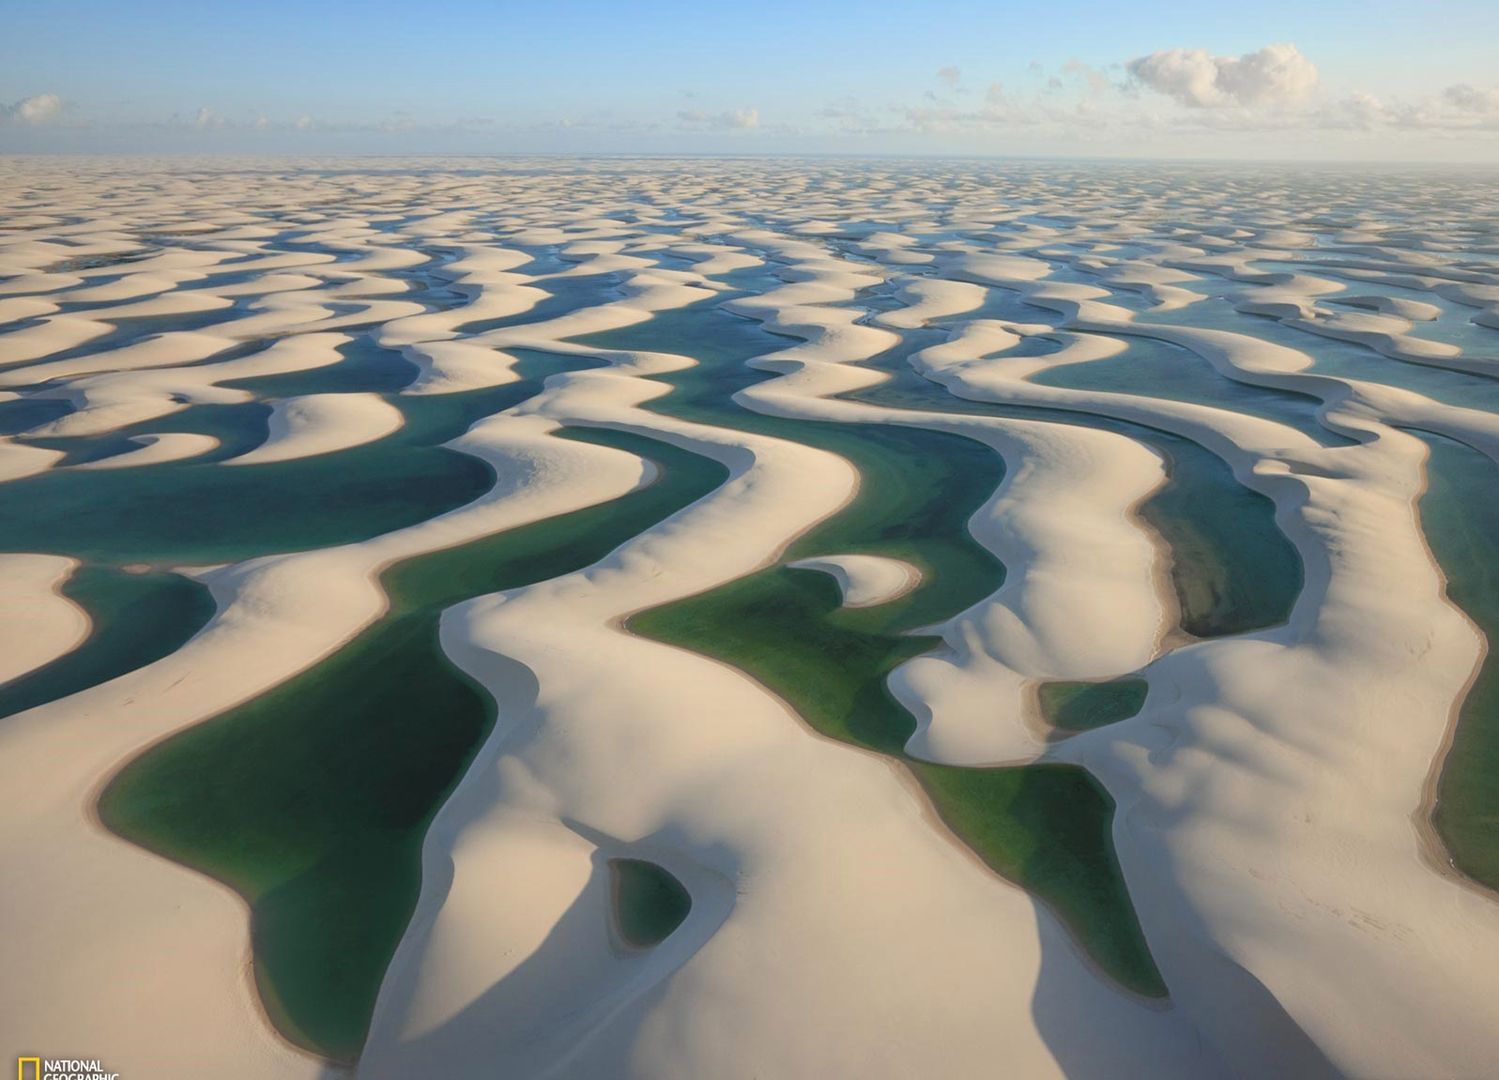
left=0, top=157, right=1497, bottom=1078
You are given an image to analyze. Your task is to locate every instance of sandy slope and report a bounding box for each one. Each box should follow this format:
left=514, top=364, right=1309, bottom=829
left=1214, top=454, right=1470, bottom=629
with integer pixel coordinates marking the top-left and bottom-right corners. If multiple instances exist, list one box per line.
left=1, top=157, right=1498, bottom=1080
left=0, top=554, right=88, bottom=686
left=226, top=393, right=404, bottom=465
left=786, top=552, right=921, bottom=607
left=72, top=432, right=222, bottom=469
left=362, top=368, right=1213, bottom=1080
left=0, top=407, right=654, bottom=1078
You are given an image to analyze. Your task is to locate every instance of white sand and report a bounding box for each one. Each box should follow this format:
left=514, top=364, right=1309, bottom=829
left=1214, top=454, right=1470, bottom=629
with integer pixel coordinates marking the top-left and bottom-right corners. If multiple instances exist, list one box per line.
left=2, top=157, right=1499, bottom=1080
left=226, top=392, right=404, bottom=465
left=0, top=411, right=654, bottom=1079
left=0, top=554, right=88, bottom=686
left=787, top=553, right=921, bottom=607
left=73, top=432, right=221, bottom=470
left=362, top=365, right=1211, bottom=1080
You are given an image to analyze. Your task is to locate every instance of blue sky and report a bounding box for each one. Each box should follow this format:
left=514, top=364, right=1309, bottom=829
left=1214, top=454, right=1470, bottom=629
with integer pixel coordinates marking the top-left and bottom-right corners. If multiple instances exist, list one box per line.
left=3, top=0, right=1497, bottom=159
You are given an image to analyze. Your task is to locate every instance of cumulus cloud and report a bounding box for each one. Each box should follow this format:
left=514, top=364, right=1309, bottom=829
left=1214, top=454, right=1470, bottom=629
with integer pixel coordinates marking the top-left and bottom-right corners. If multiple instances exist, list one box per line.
left=1128, top=43, right=1317, bottom=109
left=1, top=93, right=64, bottom=126
left=865, top=41, right=1484, bottom=144
left=676, top=107, right=759, bottom=130
left=937, top=66, right=962, bottom=88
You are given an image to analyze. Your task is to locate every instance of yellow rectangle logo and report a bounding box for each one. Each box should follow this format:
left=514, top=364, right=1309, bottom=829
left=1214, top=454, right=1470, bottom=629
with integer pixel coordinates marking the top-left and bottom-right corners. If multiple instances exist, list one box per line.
left=18, top=1059, right=40, bottom=1080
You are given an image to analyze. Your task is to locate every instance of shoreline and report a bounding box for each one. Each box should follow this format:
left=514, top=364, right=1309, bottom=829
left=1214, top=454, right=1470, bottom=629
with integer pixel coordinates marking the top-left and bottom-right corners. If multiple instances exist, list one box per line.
left=4, top=156, right=1499, bottom=1078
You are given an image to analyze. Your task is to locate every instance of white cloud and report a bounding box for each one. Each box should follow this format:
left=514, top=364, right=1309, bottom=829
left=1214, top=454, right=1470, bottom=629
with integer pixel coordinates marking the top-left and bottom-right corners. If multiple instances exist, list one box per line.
left=1313, top=84, right=1499, bottom=132
left=1, top=93, right=64, bottom=126
left=677, top=107, right=759, bottom=130
left=1128, top=43, right=1317, bottom=109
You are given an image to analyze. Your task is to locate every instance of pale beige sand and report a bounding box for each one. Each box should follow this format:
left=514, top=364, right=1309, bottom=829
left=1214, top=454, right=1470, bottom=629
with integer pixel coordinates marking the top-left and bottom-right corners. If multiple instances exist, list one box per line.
left=1, top=159, right=1498, bottom=1079
left=362, top=368, right=1211, bottom=1080
left=873, top=277, right=986, bottom=329
left=0, top=316, right=113, bottom=367
left=787, top=553, right=922, bottom=607
left=0, top=411, right=654, bottom=1079
left=402, top=341, right=528, bottom=394
left=72, top=432, right=221, bottom=470
left=226, top=392, right=404, bottom=466
left=16, top=333, right=349, bottom=437
left=716, top=252, right=1173, bottom=764
left=915, top=238, right=1499, bottom=1076
left=0, top=554, right=88, bottom=686
left=0, top=436, right=63, bottom=480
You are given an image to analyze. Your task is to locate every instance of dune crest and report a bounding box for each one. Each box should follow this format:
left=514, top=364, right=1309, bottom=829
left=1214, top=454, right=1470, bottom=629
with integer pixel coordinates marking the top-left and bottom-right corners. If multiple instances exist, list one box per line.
left=1, top=156, right=1497, bottom=1079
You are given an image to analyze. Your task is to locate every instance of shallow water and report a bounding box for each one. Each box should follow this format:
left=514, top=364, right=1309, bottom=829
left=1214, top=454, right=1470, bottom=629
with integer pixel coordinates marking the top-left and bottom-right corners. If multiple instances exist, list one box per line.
left=4, top=158, right=1498, bottom=1073
left=595, top=302, right=1165, bottom=996
left=850, top=359, right=1304, bottom=639
left=1414, top=433, right=1499, bottom=891
left=1032, top=333, right=1351, bottom=448
left=0, top=566, right=214, bottom=721
left=99, top=427, right=730, bottom=1061
left=611, top=859, right=693, bottom=948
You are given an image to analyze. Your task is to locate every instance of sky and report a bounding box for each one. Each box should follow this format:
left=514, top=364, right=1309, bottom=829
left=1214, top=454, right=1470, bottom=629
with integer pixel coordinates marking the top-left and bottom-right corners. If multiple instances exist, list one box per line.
left=2, top=0, right=1498, bottom=161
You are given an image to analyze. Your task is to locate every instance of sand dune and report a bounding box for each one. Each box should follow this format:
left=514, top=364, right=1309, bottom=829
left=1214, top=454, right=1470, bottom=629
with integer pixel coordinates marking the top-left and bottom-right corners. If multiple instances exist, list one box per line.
left=72, top=432, right=221, bottom=469
left=787, top=553, right=921, bottom=607
left=226, top=392, right=404, bottom=465
left=0, top=554, right=88, bottom=686
left=362, top=367, right=1210, bottom=1080
left=0, top=408, right=655, bottom=1078
left=1, top=156, right=1498, bottom=1080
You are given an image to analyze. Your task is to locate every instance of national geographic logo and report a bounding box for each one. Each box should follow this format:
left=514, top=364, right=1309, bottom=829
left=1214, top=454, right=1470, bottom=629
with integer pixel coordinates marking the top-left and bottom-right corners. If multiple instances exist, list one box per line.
left=17, top=1059, right=119, bottom=1080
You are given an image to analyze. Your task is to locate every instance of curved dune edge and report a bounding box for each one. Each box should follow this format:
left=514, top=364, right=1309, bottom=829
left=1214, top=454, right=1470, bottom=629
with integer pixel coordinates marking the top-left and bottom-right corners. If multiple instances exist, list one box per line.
left=873, top=277, right=987, bottom=329
left=362, top=358, right=1213, bottom=1079
left=225, top=392, right=405, bottom=466
left=938, top=246, right=1499, bottom=1076
left=0, top=554, right=89, bottom=686
left=72, top=432, right=221, bottom=470
left=392, top=216, right=1499, bottom=1077
left=402, top=342, right=526, bottom=395
left=0, top=161, right=1498, bottom=1079
left=362, top=236, right=1211, bottom=1075
left=0, top=414, right=655, bottom=1079
left=0, top=436, right=63, bottom=481
left=787, top=553, right=922, bottom=607
left=13, top=333, right=352, bottom=439
left=705, top=250, right=1177, bottom=765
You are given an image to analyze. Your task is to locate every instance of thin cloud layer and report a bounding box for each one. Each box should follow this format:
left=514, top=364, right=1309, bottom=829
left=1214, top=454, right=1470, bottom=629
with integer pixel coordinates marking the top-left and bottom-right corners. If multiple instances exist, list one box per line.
left=676, top=107, right=760, bottom=131
left=4, top=38, right=1497, bottom=157
left=1444, top=84, right=1499, bottom=119
left=1322, top=84, right=1499, bottom=132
